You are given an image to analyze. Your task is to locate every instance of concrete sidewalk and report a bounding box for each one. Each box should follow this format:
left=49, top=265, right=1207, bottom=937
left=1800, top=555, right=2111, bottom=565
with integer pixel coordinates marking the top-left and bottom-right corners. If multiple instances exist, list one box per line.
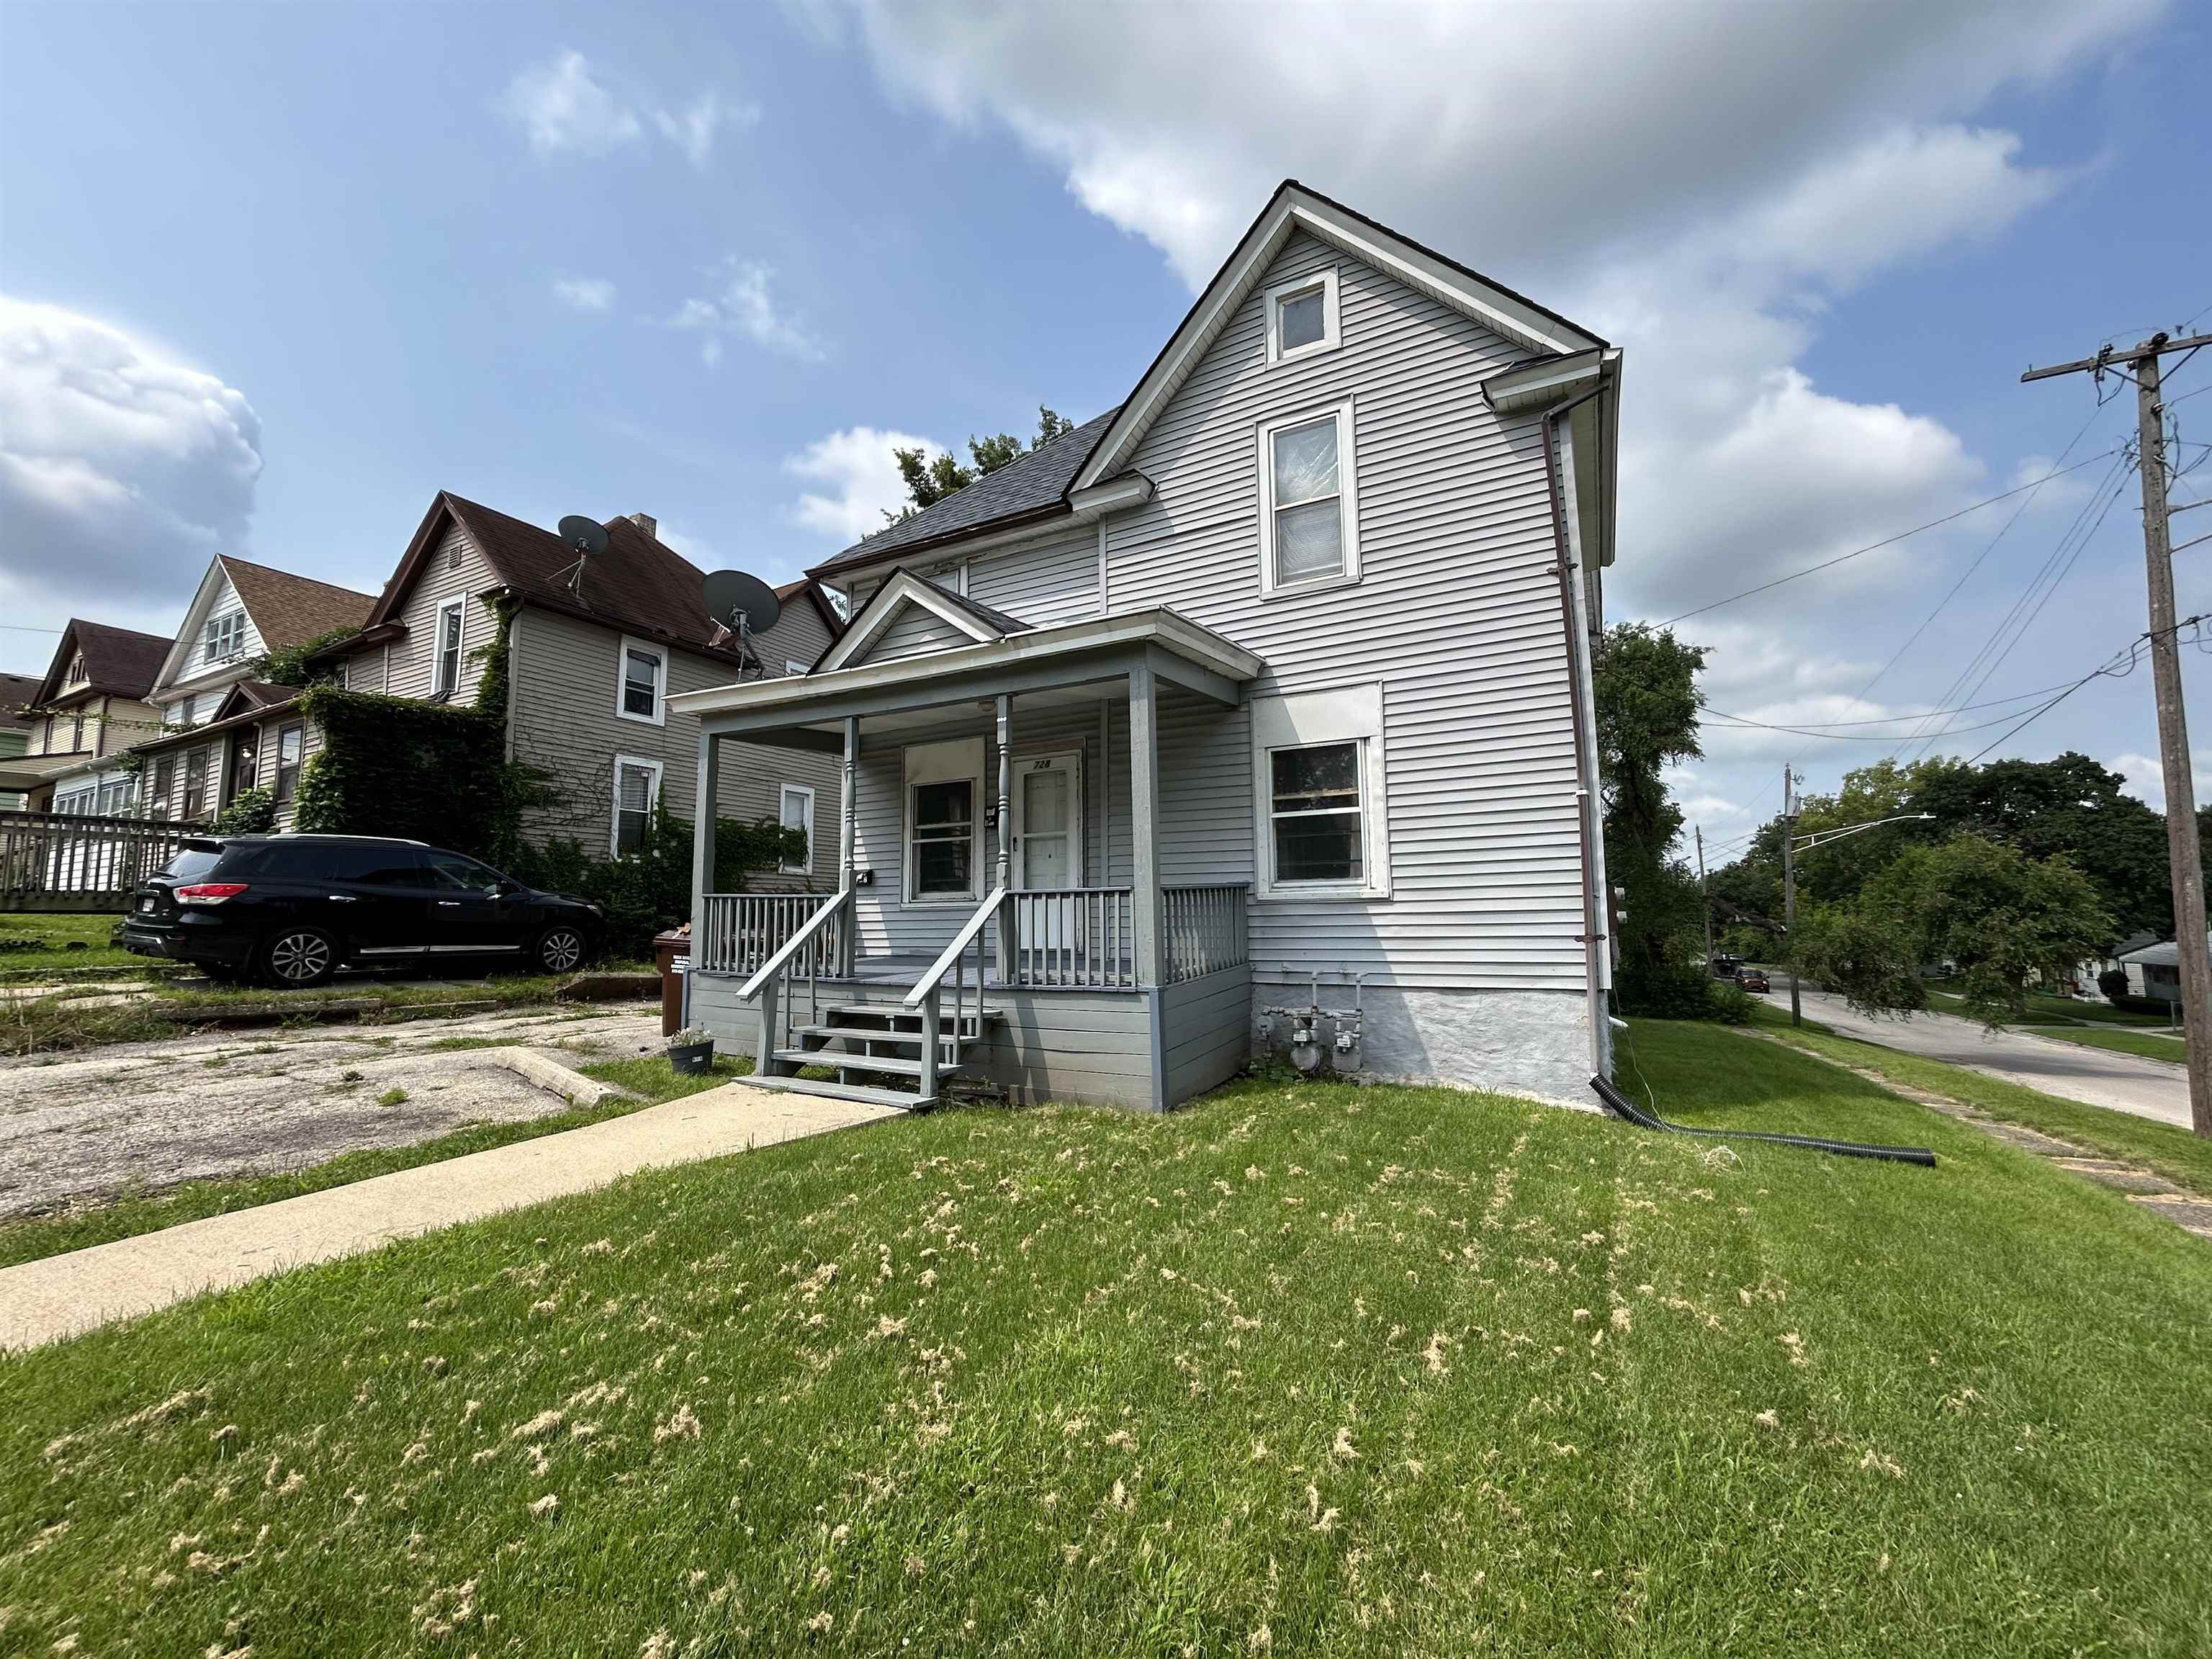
left=0, top=1081, right=900, bottom=1351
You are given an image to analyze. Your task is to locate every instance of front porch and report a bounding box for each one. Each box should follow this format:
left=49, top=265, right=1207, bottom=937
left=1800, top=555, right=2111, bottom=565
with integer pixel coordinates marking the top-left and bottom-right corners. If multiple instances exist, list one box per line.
left=672, top=605, right=1264, bottom=1112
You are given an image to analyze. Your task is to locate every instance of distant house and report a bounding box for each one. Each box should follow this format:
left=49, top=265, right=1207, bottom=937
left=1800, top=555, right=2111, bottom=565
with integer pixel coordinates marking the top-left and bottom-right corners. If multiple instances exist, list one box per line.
left=0, top=672, right=39, bottom=811
left=0, top=621, right=170, bottom=815
left=134, top=492, right=844, bottom=868
left=130, top=557, right=376, bottom=826
left=2117, top=933, right=2207, bottom=1007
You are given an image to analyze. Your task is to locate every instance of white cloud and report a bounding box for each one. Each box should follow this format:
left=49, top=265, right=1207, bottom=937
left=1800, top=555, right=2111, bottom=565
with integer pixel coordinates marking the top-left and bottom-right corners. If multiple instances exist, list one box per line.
left=552, top=276, right=616, bottom=311
left=500, top=51, right=642, bottom=157
left=672, top=260, right=825, bottom=364
left=0, top=297, right=261, bottom=624
left=2110, top=750, right=2212, bottom=813
left=786, top=426, right=943, bottom=543
left=500, top=50, right=752, bottom=168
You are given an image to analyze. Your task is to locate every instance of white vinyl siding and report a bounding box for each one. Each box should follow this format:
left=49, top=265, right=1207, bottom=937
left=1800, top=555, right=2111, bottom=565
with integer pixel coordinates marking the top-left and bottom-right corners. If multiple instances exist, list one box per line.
left=855, top=604, right=979, bottom=665
left=965, top=524, right=1101, bottom=629
left=385, top=523, right=498, bottom=702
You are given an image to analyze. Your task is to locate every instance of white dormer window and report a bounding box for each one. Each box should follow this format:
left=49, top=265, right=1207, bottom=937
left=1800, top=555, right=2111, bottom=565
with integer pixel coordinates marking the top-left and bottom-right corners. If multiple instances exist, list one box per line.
left=1257, top=400, right=1361, bottom=597
left=1264, top=267, right=1340, bottom=366
left=617, top=637, right=667, bottom=725
left=63, top=652, right=86, bottom=687
left=202, top=611, right=246, bottom=664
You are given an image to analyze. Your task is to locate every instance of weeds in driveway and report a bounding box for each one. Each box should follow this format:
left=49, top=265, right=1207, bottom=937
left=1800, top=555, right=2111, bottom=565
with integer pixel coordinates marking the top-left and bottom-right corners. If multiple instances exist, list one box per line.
left=376, top=1087, right=410, bottom=1107
left=2, top=1026, right=2206, bottom=1656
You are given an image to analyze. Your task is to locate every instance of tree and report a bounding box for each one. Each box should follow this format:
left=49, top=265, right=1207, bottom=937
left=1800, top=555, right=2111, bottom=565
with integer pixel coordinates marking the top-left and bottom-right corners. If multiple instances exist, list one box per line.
left=888, top=406, right=1076, bottom=521
left=1794, top=833, right=2116, bottom=1025
left=1593, top=623, right=1713, bottom=1015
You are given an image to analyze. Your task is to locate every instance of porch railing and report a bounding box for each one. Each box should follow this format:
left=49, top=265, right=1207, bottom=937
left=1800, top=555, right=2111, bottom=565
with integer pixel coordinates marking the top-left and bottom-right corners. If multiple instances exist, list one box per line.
left=696, top=891, right=837, bottom=977
left=1006, top=887, right=1136, bottom=989
left=902, top=885, right=1009, bottom=1098
left=1, top=809, right=197, bottom=912
left=1164, top=884, right=1249, bottom=982
left=737, top=887, right=852, bottom=1072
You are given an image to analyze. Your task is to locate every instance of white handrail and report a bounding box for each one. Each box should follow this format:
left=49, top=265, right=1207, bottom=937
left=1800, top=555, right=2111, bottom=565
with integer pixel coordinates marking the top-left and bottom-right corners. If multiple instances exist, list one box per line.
left=904, top=886, right=1008, bottom=1007
left=737, top=885, right=851, bottom=1001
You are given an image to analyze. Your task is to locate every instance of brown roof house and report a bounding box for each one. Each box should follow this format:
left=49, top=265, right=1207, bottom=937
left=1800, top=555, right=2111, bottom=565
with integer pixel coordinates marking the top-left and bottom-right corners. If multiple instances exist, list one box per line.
left=0, top=620, right=171, bottom=814
left=137, top=491, right=845, bottom=871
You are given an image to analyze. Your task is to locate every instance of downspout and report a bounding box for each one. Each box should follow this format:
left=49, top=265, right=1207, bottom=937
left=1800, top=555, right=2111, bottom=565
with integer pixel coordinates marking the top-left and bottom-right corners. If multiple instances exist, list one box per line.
left=1540, top=383, right=1612, bottom=1078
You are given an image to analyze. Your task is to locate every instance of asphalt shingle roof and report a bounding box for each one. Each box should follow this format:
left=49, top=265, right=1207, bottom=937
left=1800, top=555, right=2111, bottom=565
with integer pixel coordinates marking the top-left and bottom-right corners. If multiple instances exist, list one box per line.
left=812, top=408, right=1120, bottom=577
left=219, top=557, right=375, bottom=652
left=33, top=620, right=171, bottom=706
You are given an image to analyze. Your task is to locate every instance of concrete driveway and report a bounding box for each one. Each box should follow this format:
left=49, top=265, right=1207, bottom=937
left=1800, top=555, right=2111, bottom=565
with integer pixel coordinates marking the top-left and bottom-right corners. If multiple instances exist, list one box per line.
left=1775, top=979, right=2192, bottom=1130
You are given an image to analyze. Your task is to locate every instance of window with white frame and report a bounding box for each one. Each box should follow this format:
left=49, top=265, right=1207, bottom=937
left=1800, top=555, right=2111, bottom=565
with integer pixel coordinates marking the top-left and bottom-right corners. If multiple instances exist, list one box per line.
left=432, top=598, right=464, bottom=698
left=272, top=722, right=306, bottom=801
left=903, top=738, right=984, bottom=904
left=1264, top=267, right=1340, bottom=366
left=63, top=652, right=86, bottom=687
left=617, top=637, right=667, bottom=725
left=785, top=659, right=809, bottom=678
left=611, top=756, right=662, bottom=857
left=202, top=611, right=246, bottom=664
left=1249, top=685, right=1390, bottom=899
left=779, top=784, right=815, bottom=874
left=1257, top=401, right=1360, bottom=596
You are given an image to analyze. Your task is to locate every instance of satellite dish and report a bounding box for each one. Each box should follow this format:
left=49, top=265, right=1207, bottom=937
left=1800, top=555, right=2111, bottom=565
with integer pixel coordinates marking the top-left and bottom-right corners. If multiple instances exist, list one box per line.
left=557, top=516, right=610, bottom=558
left=702, top=569, right=782, bottom=635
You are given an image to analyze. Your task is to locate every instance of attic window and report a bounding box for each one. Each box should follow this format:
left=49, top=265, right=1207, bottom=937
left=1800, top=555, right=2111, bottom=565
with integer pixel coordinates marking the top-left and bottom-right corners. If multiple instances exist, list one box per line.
left=63, top=652, right=86, bottom=686
left=1265, top=268, right=1340, bottom=366
left=202, top=611, right=246, bottom=664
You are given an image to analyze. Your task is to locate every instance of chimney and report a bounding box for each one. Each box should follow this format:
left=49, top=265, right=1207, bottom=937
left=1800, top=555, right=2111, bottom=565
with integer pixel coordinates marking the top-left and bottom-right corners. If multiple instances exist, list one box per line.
left=629, top=513, right=657, bottom=541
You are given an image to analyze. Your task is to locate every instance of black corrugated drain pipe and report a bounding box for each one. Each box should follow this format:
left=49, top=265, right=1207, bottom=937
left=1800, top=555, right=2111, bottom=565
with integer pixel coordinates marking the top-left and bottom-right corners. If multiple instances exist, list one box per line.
left=1591, top=1074, right=1936, bottom=1167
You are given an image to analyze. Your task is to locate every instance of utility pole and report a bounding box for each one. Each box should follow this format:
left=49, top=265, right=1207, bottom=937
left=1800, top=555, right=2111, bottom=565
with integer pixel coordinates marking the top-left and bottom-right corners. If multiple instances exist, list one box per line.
left=1696, top=824, right=1714, bottom=974
left=2026, top=331, right=2212, bottom=1137
left=1781, top=765, right=1801, bottom=1028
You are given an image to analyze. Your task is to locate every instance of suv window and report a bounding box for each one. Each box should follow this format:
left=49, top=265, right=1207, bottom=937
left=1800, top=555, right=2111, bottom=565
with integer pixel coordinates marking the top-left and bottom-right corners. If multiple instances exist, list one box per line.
left=159, top=847, right=226, bottom=882
left=235, top=842, right=421, bottom=884
left=423, top=853, right=506, bottom=894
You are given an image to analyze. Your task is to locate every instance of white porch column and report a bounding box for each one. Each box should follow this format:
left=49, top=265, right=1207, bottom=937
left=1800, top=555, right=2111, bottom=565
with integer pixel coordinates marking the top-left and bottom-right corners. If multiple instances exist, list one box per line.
left=839, top=716, right=858, bottom=975
left=1128, top=658, right=1166, bottom=989
left=994, top=693, right=1013, bottom=979
left=691, top=729, right=720, bottom=927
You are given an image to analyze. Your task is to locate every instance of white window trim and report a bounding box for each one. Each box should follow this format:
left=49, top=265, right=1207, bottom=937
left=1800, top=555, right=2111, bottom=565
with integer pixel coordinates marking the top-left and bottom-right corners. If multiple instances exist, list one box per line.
left=1264, top=266, right=1341, bottom=367
left=818, top=570, right=999, bottom=672
left=779, top=783, right=816, bottom=875
left=1249, top=684, right=1391, bottom=902
left=431, top=596, right=467, bottom=698
left=902, top=737, right=985, bottom=907
left=610, top=754, right=665, bottom=858
left=616, top=634, right=669, bottom=727
left=201, top=608, right=248, bottom=666
left=785, top=659, right=810, bottom=678
left=1256, top=399, right=1362, bottom=600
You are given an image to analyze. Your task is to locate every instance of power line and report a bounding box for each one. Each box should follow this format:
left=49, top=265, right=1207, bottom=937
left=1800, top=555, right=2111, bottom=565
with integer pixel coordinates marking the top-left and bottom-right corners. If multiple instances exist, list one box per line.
left=1959, top=616, right=2202, bottom=767
left=1652, top=447, right=2123, bottom=627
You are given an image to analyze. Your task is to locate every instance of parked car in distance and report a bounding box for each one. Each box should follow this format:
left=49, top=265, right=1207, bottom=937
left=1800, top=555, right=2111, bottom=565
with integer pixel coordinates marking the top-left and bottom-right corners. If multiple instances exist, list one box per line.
left=121, top=834, right=601, bottom=988
left=1737, top=968, right=1771, bottom=994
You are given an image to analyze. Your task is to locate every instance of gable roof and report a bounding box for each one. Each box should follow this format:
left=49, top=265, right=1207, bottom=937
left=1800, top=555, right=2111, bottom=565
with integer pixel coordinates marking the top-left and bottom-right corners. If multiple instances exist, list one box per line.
left=218, top=556, right=375, bottom=651
left=809, top=181, right=1609, bottom=585
left=0, top=673, right=41, bottom=727
left=812, top=408, right=1120, bottom=579
left=364, top=493, right=842, bottom=665
left=32, top=619, right=171, bottom=706
left=815, top=570, right=1035, bottom=673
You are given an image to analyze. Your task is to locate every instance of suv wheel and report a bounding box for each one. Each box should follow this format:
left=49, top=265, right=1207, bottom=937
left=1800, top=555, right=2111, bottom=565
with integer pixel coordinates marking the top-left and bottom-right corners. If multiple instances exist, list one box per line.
left=262, top=927, right=337, bottom=989
left=534, top=925, right=586, bottom=975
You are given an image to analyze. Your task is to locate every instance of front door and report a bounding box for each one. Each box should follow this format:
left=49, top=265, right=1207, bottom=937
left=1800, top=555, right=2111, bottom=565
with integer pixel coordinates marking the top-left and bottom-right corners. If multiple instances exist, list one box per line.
left=1013, top=752, right=1082, bottom=950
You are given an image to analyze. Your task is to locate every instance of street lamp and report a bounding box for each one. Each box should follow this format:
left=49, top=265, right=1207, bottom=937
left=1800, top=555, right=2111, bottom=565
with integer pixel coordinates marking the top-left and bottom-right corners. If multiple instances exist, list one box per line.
left=1781, top=800, right=1937, bottom=1026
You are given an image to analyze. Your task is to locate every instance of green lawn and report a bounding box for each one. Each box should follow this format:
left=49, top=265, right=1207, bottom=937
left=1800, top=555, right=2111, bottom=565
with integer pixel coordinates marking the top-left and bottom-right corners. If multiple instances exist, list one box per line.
left=1753, top=1011, right=2212, bottom=1195
left=2026, top=1023, right=2188, bottom=1064
left=4, top=1023, right=2208, bottom=1656
left=0, top=911, right=144, bottom=976
left=1927, top=987, right=2170, bottom=1028
left=0, top=1053, right=750, bottom=1269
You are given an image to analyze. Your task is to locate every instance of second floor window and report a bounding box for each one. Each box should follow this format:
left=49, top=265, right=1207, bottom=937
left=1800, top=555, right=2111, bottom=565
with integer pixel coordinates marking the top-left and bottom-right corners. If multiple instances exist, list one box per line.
left=619, top=639, right=665, bottom=724
left=203, top=611, right=246, bottom=663
left=1258, top=402, right=1361, bottom=597
left=433, top=598, right=464, bottom=698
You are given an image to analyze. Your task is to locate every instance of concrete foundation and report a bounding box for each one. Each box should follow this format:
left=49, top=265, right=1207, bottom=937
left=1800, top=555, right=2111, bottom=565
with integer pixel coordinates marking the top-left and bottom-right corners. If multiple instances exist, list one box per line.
left=1251, top=981, right=1598, bottom=1111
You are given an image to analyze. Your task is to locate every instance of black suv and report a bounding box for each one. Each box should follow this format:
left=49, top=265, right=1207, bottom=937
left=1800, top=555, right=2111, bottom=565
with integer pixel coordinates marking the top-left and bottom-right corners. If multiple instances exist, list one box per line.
left=122, top=835, right=603, bottom=988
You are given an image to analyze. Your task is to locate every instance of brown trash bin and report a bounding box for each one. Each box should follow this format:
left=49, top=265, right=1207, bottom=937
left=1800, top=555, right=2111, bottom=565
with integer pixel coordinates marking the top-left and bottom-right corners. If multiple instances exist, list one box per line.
left=652, top=925, right=692, bottom=1038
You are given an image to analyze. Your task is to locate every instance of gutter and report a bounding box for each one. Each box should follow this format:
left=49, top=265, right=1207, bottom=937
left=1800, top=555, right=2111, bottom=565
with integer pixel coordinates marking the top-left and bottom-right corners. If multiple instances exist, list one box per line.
left=1542, top=379, right=1613, bottom=1079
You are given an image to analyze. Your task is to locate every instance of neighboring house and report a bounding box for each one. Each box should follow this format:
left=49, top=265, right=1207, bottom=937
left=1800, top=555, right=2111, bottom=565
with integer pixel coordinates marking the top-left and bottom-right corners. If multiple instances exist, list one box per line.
left=131, top=557, right=376, bottom=827
left=2117, top=933, right=2206, bottom=1008
left=0, top=621, right=169, bottom=815
left=672, top=181, right=1621, bottom=1113
left=135, top=491, right=842, bottom=863
left=0, top=672, right=38, bottom=811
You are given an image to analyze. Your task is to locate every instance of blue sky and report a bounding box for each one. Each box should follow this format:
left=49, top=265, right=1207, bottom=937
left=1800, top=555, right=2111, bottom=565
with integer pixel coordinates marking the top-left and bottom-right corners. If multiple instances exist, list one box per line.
left=3, top=0, right=2207, bottom=852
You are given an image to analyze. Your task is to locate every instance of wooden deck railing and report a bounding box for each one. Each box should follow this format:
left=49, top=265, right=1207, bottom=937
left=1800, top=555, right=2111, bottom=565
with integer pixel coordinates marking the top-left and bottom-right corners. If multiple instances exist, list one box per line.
left=1165, top=884, right=1249, bottom=982
left=0, top=810, right=197, bottom=912
left=696, top=891, right=837, bottom=977
left=1006, top=887, right=1136, bottom=989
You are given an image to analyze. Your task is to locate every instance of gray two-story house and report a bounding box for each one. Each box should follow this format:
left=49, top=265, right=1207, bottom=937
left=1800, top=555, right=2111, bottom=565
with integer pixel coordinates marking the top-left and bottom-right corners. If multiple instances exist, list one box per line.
left=674, top=182, right=1620, bottom=1113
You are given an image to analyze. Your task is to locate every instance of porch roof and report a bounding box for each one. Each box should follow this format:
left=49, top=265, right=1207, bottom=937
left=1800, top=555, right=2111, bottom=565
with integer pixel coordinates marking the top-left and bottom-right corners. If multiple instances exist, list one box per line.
left=668, top=606, right=1262, bottom=739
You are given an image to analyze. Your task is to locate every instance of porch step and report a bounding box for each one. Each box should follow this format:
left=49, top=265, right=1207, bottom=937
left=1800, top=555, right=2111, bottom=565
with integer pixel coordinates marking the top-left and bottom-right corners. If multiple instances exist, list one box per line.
left=747, top=1074, right=932, bottom=1111
left=791, top=1022, right=979, bottom=1046
left=822, top=1004, right=1002, bottom=1029
left=774, top=1047, right=934, bottom=1079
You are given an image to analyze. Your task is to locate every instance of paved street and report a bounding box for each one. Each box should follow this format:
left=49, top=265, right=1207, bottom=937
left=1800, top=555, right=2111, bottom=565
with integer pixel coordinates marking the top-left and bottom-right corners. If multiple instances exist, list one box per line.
left=1777, top=980, right=2193, bottom=1130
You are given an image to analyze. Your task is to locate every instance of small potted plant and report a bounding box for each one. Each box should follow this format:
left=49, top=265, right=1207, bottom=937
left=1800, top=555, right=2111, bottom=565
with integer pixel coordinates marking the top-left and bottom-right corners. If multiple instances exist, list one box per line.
left=667, top=1025, right=716, bottom=1076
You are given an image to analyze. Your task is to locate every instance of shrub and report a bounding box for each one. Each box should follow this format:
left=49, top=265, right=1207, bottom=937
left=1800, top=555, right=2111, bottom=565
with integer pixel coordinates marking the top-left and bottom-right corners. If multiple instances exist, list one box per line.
left=213, top=787, right=277, bottom=835
left=1705, top=979, right=1757, bottom=1025
left=2097, top=967, right=2131, bottom=1003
